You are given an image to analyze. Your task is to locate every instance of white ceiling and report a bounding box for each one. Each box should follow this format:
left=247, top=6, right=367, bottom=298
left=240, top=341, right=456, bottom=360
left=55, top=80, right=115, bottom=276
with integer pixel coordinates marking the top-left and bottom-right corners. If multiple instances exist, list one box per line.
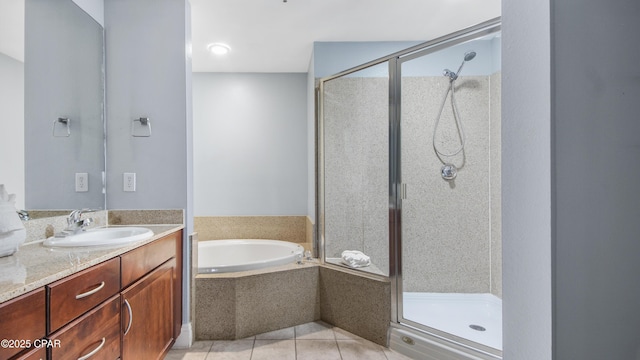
left=190, top=0, right=501, bottom=72
left=0, top=0, right=501, bottom=73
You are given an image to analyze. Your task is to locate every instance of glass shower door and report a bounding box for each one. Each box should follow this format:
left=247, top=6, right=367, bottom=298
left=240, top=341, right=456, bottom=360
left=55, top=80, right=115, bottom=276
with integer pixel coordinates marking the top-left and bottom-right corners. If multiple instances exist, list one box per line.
left=396, top=36, right=502, bottom=355
left=320, top=62, right=390, bottom=277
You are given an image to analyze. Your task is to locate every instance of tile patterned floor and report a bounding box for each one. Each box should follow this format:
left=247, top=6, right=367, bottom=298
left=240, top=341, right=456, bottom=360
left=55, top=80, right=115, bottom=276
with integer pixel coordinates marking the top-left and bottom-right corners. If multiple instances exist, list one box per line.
left=166, top=321, right=413, bottom=360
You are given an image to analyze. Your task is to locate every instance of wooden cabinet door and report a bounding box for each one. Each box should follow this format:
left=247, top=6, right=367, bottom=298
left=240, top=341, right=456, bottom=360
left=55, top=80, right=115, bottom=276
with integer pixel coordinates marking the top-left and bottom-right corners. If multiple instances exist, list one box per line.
left=121, top=258, right=175, bottom=360
left=0, top=288, right=45, bottom=360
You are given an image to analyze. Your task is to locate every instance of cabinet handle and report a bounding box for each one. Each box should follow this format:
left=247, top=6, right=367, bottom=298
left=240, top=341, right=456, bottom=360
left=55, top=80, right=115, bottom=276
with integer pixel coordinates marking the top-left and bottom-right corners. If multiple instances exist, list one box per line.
left=77, top=337, right=105, bottom=360
left=123, top=299, right=133, bottom=336
left=75, top=281, right=105, bottom=299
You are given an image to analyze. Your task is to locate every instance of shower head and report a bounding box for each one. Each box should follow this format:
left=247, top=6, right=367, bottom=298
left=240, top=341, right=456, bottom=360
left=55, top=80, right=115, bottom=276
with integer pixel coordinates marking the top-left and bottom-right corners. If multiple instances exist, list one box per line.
left=464, top=51, right=477, bottom=62
left=443, top=50, right=477, bottom=81
left=451, top=50, right=477, bottom=80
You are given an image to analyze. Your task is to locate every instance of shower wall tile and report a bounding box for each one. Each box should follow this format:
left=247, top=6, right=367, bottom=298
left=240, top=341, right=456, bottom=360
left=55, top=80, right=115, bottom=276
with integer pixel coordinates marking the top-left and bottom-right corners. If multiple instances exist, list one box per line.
left=322, top=74, right=502, bottom=294
left=323, top=77, right=389, bottom=275
left=194, top=216, right=307, bottom=244
left=400, top=76, right=492, bottom=293
left=306, top=216, right=314, bottom=250
left=490, top=72, right=502, bottom=298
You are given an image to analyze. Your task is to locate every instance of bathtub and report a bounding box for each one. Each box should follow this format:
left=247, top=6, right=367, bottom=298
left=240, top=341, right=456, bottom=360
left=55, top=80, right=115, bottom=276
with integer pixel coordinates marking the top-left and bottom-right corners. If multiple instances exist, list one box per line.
left=198, top=239, right=304, bottom=273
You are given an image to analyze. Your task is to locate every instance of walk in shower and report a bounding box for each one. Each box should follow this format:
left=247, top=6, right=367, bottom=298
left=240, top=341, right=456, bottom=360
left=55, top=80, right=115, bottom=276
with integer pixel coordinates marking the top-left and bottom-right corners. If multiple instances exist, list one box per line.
left=318, top=19, right=502, bottom=359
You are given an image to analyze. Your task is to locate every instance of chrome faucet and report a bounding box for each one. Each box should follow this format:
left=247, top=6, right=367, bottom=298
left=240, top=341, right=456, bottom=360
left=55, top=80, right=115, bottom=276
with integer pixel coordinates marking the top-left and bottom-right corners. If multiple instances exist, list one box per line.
left=63, top=209, right=95, bottom=235
left=17, top=210, right=30, bottom=221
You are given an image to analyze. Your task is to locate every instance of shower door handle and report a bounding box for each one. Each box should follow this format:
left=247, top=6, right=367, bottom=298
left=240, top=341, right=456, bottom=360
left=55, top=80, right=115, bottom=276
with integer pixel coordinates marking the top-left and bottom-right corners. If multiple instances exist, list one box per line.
left=401, top=183, right=407, bottom=200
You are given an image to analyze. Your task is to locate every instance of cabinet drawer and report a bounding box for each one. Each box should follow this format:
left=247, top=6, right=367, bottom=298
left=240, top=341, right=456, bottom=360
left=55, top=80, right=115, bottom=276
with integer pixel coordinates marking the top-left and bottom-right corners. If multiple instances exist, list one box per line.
left=121, top=232, right=178, bottom=288
left=47, top=257, right=120, bottom=333
left=49, top=295, right=120, bottom=360
left=0, top=288, right=45, bottom=360
left=10, top=345, right=46, bottom=360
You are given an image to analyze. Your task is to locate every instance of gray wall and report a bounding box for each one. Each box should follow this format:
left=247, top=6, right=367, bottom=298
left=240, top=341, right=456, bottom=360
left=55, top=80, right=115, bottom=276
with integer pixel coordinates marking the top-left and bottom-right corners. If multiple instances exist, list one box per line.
left=192, top=73, right=308, bottom=216
left=552, top=0, right=640, bottom=359
left=24, top=0, right=104, bottom=209
left=503, top=0, right=640, bottom=359
left=313, top=42, right=421, bottom=79
left=502, top=0, right=553, bottom=358
left=104, top=0, right=192, bottom=326
left=71, top=0, right=103, bottom=26
left=0, top=53, right=24, bottom=210
left=105, top=0, right=189, bottom=211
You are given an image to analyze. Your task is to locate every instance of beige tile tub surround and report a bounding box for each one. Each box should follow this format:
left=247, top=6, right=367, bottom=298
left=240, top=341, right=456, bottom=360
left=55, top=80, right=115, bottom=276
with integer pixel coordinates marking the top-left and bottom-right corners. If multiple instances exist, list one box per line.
left=194, top=216, right=313, bottom=250
left=195, top=263, right=321, bottom=340
left=108, top=209, right=184, bottom=225
left=319, top=266, right=391, bottom=346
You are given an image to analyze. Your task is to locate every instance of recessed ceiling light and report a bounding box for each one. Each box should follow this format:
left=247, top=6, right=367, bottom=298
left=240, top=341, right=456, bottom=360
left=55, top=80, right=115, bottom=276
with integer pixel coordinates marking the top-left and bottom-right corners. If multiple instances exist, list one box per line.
left=207, top=43, right=231, bottom=56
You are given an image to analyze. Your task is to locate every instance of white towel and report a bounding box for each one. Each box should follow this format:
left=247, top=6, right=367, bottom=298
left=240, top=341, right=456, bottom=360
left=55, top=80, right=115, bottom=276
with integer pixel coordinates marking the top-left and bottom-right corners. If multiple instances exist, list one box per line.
left=0, top=229, right=26, bottom=257
left=341, top=250, right=371, bottom=268
left=0, top=185, right=26, bottom=256
left=0, top=202, right=24, bottom=234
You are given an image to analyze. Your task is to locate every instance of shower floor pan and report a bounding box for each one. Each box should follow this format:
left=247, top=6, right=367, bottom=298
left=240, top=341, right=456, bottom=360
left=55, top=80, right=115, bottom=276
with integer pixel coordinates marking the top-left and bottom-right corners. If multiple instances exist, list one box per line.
left=402, top=292, right=502, bottom=351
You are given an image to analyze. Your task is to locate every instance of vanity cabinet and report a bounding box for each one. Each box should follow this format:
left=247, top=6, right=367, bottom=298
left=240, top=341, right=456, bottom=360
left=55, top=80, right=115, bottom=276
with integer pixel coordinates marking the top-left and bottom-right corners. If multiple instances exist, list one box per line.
left=120, top=230, right=182, bottom=359
left=0, top=228, right=183, bottom=360
left=0, top=288, right=45, bottom=360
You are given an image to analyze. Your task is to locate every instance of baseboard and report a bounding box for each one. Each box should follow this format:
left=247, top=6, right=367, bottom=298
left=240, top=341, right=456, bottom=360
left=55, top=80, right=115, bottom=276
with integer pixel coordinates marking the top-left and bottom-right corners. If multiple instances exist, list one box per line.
left=172, top=322, right=193, bottom=349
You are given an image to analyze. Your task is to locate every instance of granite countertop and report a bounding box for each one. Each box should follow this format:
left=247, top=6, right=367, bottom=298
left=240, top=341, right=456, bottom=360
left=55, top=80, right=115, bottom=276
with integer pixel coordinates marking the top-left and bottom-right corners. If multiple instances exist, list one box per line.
left=0, top=224, right=184, bottom=303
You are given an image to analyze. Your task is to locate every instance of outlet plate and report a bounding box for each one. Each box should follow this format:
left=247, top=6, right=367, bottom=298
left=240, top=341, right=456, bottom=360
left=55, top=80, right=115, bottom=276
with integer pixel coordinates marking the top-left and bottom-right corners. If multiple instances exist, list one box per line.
left=123, top=173, right=136, bottom=192
left=75, top=173, right=88, bottom=192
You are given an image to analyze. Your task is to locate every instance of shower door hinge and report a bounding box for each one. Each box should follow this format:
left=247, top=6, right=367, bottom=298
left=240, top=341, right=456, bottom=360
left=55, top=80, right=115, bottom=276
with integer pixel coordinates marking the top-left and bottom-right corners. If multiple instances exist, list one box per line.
left=401, top=183, right=407, bottom=200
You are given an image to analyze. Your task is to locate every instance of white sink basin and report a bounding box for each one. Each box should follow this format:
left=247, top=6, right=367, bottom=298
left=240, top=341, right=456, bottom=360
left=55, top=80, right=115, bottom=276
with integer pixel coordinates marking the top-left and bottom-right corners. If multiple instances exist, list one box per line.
left=43, top=227, right=154, bottom=248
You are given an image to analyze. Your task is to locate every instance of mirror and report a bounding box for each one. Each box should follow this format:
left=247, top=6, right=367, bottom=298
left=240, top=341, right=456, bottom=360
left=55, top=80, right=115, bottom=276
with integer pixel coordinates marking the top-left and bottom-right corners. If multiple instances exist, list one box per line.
left=0, top=0, right=105, bottom=213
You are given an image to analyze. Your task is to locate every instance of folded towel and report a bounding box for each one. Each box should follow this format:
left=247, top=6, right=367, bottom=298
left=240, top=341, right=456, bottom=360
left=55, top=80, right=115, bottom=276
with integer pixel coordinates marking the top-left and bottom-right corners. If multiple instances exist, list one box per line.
left=0, top=229, right=26, bottom=257
left=341, top=250, right=371, bottom=268
left=0, top=185, right=26, bottom=256
left=0, top=202, right=24, bottom=234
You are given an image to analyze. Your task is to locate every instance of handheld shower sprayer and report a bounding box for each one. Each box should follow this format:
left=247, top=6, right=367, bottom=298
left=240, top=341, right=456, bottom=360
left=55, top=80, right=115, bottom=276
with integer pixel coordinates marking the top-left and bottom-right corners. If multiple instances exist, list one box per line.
left=433, top=50, right=477, bottom=180
left=463, top=51, right=477, bottom=62
left=443, top=51, right=476, bottom=81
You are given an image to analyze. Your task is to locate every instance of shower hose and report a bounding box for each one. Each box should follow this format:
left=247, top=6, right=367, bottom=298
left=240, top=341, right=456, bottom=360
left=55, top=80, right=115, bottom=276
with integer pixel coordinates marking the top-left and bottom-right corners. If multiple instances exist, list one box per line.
left=432, top=79, right=466, bottom=158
